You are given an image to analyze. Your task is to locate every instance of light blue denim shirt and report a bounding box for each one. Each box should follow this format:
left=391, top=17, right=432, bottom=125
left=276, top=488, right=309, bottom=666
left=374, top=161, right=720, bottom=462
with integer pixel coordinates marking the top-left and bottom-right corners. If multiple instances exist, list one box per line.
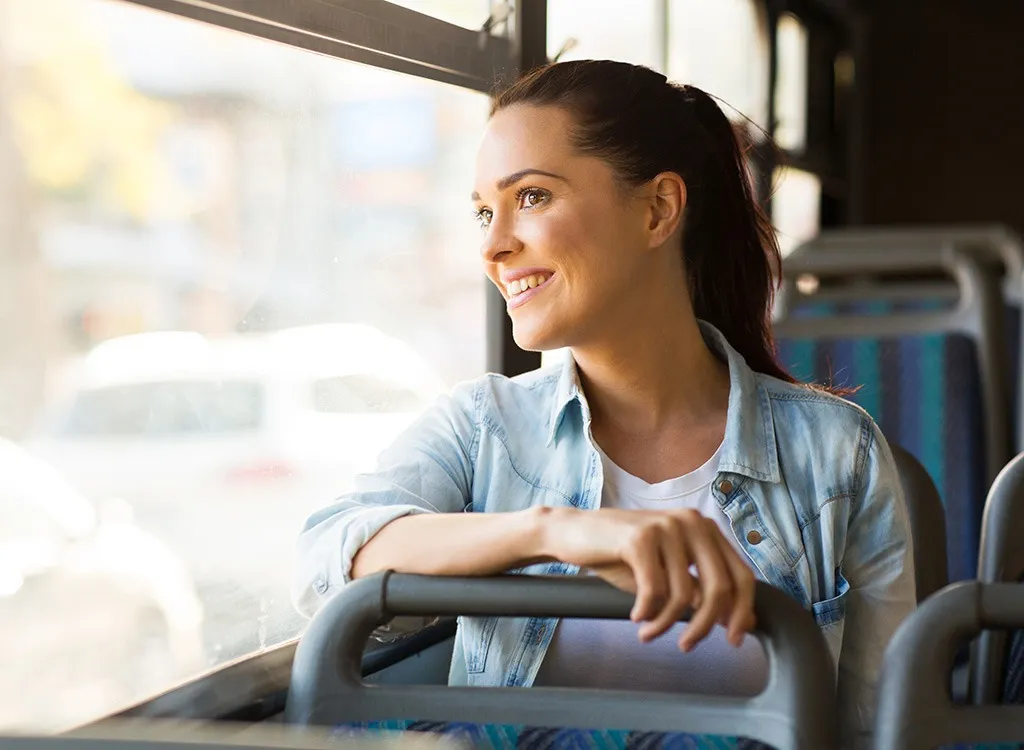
left=294, top=321, right=915, bottom=748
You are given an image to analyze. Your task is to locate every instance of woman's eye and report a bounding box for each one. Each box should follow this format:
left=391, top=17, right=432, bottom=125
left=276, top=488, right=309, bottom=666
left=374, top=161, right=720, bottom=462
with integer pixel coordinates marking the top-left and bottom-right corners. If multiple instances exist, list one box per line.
left=519, top=188, right=548, bottom=209
left=473, top=208, right=493, bottom=228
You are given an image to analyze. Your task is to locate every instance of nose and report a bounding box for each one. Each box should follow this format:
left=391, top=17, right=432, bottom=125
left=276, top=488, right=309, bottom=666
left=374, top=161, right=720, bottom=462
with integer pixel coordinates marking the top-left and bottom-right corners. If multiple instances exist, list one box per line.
left=479, top=213, right=523, bottom=265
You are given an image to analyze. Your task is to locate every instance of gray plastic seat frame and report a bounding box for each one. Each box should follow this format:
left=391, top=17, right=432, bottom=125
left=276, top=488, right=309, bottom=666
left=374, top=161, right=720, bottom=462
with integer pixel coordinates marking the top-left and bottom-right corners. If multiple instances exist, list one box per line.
left=774, top=247, right=1012, bottom=488
left=889, top=442, right=949, bottom=602
left=785, top=224, right=1024, bottom=303
left=284, top=572, right=841, bottom=750
left=876, top=581, right=1024, bottom=749
left=971, top=452, right=1024, bottom=704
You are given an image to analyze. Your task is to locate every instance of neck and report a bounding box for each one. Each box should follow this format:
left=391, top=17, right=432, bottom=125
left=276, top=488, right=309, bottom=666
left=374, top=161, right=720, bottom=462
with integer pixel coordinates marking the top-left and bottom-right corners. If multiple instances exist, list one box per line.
left=570, top=300, right=729, bottom=439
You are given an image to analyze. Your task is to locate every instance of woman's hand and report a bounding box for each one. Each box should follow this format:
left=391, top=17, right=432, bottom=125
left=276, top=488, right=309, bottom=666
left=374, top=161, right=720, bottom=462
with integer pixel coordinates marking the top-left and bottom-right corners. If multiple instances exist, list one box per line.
left=541, top=507, right=756, bottom=651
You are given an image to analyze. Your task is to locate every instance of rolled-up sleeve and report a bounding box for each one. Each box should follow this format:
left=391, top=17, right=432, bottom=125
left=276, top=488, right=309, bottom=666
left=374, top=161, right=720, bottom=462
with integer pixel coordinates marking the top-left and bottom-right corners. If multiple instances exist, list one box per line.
left=292, top=381, right=480, bottom=618
left=838, top=421, right=917, bottom=749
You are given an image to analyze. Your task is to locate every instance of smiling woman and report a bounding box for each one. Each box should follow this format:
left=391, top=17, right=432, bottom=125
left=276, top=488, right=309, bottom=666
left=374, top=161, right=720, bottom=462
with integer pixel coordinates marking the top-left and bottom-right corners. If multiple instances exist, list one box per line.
left=294, top=59, right=915, bottom=749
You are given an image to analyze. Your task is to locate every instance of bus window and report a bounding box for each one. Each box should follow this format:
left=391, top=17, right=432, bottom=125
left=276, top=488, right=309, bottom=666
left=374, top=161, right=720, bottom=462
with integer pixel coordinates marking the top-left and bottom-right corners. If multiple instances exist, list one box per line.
left=774, top=13, right=810, bottom=152
left=772, top=167, right=822, bottom=256
left=667, top=0, right=770, bottom=130
left=0, top=0, right=487, bottom=732
left=386, top=0, right=492, bottom=30
left=548, top=0, right=662, bottom=71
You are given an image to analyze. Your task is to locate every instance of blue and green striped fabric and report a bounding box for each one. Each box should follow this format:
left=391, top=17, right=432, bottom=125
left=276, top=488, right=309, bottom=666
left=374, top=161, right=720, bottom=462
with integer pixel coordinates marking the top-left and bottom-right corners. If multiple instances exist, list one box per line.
left=775, top=299, right=986, bottom=583
left=334, top=720, right=773, bottom=749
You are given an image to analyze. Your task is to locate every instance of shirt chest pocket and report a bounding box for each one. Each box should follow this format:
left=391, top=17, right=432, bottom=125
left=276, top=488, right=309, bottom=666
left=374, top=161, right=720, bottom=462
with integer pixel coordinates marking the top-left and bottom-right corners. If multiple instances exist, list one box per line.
left=811, top=571, right=850, bottom=674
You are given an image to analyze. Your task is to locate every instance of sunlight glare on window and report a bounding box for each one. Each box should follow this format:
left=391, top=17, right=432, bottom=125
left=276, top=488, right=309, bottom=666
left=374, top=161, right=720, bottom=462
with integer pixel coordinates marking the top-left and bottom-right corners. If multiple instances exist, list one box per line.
left=772, top=167, right=822, bottom=256
left=547, top=0, right=661, bottom=71
left=667, top=0, right=769, bottom=130
left=774, top=13, right=809, bottom=152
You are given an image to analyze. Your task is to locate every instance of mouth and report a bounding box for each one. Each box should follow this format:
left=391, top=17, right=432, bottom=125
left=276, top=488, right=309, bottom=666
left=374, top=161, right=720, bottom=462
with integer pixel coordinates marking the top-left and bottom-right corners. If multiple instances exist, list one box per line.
left=504, top=273, right=555, bottom=310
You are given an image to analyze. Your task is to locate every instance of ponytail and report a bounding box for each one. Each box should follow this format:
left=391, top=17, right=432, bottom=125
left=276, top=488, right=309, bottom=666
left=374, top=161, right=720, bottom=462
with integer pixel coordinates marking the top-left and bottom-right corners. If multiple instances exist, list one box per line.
left=493, top=60, right=798, bottom=386
left=677, top=86, right=795, bottom=383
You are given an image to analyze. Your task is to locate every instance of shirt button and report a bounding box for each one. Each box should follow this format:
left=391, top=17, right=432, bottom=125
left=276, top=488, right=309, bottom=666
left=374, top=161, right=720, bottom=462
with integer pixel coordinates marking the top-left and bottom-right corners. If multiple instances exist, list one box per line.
left=718, top=480, right=734, bottom=495
left=746, top=530, right=763, bottom=545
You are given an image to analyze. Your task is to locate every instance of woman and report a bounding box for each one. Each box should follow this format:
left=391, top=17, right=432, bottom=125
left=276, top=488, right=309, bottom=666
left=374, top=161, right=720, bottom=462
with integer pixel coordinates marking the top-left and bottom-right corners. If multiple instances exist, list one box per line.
left=293, top=60, right=914, bottom=747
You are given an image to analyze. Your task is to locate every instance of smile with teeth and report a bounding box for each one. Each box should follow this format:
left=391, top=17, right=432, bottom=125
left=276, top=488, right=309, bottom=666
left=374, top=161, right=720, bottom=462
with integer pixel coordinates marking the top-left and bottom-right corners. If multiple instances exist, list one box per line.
left=505, top=274, right=551, bottom=298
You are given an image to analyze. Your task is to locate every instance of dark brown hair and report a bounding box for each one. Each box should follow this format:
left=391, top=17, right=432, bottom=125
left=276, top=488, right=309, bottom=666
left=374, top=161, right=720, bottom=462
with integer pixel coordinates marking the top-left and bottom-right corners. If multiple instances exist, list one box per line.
left=492, top=59, right=798, bottom=385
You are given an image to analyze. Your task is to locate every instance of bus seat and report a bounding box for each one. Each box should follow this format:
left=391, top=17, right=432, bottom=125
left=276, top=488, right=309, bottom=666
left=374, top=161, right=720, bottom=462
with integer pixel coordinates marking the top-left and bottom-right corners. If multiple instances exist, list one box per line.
left=876, top=580, right=1024, bottom=750
left=972, top=452, right=1024, bottom=706
left=284, top=573, right=840, bottom=750
left=783, top=225, right=1024, bottom=453
left=774, top=248, right=1012, bottom=582
left=890, top=442, right=949, bottom=602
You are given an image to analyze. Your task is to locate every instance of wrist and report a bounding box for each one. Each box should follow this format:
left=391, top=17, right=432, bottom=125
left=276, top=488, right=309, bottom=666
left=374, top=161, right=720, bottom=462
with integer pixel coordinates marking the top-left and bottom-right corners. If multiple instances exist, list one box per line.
left=523, top=505, right=575, bottom=562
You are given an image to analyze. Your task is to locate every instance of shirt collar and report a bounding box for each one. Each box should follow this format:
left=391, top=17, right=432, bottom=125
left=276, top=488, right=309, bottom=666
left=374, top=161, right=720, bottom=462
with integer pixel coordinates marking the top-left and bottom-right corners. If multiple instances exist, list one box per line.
left=545, top=321, right=781, bottom=484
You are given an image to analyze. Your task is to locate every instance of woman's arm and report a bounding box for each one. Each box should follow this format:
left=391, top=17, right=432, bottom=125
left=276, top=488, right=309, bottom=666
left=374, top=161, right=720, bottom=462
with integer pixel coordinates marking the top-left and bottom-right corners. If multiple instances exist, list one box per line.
left=352, top=501, right=757, bottom=649
left=294, top=379, right=756, bottom=648
left=836, top=422, right=917, bottom=750
left=292, top=384, right=480, bottom=616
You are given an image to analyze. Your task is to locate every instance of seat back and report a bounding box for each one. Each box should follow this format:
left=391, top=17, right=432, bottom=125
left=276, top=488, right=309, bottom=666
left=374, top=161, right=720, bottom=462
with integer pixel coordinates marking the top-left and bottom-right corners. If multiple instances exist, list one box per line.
left=774, top=249, right=1011, bottom=582
left=781, top=225, right=1024, bottom=453
left=972, top=452, right=1024, bottom=705
left=876, top=581, right=1024, bottom=750
left=285, top=573, right=840, bottom=750
left=890, top=442, right=949, bottom=602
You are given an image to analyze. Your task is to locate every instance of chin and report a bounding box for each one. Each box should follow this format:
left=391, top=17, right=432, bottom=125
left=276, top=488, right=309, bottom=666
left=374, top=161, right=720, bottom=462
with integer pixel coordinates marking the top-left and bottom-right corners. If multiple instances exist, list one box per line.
left=510, top=319, right=566, bottom=353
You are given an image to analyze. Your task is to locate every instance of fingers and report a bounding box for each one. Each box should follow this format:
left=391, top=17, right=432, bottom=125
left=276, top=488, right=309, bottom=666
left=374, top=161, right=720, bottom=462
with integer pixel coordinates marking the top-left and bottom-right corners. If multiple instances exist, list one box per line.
left=712, top=531, right=757, bottom=646
left=622, top=526, right=668, bottom=624
left=608, top=509, right=756, bottom=652
left=637, top=518, right=695, bottom=642
left=678, top=516, right=733, bottom=652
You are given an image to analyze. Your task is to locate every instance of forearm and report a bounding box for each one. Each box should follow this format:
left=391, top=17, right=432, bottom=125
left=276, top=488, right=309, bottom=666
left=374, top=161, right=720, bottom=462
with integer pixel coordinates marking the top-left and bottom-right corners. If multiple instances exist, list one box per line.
left=351, top=505, right=562, bottom=579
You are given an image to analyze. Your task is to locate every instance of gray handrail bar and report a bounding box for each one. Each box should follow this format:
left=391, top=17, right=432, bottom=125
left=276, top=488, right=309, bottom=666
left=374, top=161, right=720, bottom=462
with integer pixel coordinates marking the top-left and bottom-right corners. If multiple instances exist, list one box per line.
left=972, top=452, right=1024, bottom=704
left=774, top=247, right=1011, bottom=486
left=876, top=581, right=1024, bottom=749
left=284, top=573, right=840, bottom=750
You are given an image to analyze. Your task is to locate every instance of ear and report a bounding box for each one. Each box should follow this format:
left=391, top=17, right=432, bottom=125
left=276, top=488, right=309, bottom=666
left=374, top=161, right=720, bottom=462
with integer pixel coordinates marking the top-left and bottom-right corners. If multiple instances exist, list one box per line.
left=645, top=172, right=687, bottom=249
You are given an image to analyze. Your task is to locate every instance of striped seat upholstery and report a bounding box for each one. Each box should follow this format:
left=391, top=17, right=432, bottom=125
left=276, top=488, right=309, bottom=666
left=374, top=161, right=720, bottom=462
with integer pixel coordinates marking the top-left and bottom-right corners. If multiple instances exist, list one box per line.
left=775, top=300, right=987, bottom=582
left=335, top=720, right=774, bottom=749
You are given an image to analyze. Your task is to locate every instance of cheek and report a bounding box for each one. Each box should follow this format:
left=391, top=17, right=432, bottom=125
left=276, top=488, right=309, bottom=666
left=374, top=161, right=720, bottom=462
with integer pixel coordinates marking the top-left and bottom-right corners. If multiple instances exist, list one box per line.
left=518, top=206, right=610, bottom=278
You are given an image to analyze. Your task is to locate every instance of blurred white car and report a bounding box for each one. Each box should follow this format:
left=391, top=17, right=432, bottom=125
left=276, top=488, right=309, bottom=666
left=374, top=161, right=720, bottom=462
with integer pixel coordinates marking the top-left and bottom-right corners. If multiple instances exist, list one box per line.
left=0, top=438, right=204, bottom=733
left=27, top=324, right=448, bottom=660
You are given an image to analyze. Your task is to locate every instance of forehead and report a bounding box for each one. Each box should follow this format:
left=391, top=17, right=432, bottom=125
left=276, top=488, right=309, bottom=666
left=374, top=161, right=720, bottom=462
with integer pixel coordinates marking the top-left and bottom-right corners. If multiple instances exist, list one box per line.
left=474, top=105, right=577, bottom=186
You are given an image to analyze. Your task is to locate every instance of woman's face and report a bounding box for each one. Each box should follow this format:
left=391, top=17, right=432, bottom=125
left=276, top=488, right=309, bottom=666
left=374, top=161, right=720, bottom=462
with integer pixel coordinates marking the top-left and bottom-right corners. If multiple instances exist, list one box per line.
left=472, top=104, right=658, bottom=352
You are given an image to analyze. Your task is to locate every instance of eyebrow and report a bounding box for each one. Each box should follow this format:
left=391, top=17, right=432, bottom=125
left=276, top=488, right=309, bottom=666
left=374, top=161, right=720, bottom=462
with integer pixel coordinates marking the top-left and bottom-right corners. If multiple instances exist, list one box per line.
left=471, top=169, right=568, bottom=201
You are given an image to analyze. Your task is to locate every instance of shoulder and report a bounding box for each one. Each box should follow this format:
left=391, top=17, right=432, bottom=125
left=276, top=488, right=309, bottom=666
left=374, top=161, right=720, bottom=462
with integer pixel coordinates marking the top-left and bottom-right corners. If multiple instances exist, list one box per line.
left=759, top=372, right=873, bottom=433
left=756, top=372, right=886, bottom=492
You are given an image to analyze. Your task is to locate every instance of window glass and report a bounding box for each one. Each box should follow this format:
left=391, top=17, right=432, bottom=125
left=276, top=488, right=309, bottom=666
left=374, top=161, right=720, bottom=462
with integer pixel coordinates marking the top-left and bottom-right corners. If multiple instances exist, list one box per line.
left=774, top=13, right=809, bottom=151
left=0, top=0, right=487, bottom=732
left=387, top=0, right=494, bottom=30
left=772, top=167, right=822, bottom=256
left=547, top=0, right=661, bottom=70
left=667, top=0, right=769, bottom=129
left=313, top=375, right=429, bottom=414
left=60, top=381, right=265, bottom=436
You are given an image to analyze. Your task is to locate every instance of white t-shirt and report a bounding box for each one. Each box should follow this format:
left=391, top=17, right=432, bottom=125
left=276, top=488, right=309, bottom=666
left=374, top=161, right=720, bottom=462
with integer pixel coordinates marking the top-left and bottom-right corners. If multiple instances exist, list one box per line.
left=532, top=442, right=769, bottom=696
